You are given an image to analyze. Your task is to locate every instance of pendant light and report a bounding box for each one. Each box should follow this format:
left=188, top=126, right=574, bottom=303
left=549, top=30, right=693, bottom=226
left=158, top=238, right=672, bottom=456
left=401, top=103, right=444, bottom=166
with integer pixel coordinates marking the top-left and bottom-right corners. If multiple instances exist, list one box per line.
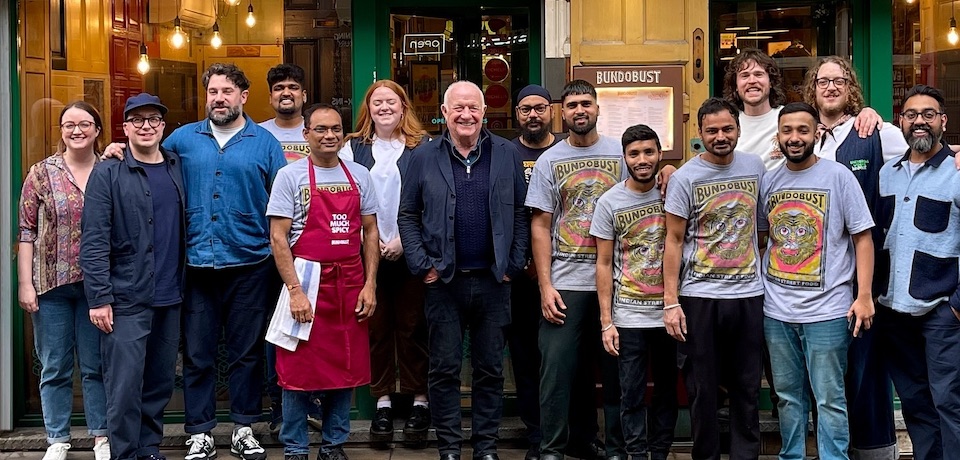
left=210, top=21, right=223, bottom=49
left=136, top=43, right=151, bottom=75
left=170, top=16, right=187, bottom=49
left=950, top=1, right=959, bottom=46
left=245, top=1, right=256, bottom=28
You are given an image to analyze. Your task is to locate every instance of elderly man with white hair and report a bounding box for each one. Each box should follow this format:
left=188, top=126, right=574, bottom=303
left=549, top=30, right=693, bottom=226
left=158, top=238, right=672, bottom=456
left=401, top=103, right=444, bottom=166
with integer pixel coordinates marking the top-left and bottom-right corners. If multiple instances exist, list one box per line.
left=398, top=81, right=530, bottom=460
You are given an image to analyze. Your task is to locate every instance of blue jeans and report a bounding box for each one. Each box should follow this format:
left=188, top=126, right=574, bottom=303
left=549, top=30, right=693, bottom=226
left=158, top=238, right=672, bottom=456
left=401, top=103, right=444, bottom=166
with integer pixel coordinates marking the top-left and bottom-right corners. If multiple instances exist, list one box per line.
left=279, top=388, right=353, bottom=455
left=764, top=317, right=851, bottom=460
left=32, top=282, right=108, bottom=443
left=424, top=272, right=510, bottom=456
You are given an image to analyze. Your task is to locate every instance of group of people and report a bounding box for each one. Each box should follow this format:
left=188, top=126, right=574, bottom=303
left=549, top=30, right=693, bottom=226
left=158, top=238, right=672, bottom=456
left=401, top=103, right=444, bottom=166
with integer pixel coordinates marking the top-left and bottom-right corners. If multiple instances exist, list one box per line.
left=15, top=50, right=960, bottom=460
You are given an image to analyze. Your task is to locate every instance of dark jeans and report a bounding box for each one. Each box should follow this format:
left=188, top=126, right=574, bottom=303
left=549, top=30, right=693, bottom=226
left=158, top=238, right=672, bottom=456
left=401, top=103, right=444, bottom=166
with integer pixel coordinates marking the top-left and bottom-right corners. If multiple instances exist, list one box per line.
left=369, top=257, right=428, bottom=397
left=280, top=389, right=353, bottom=455
left=182, top=258, right=282, bottom=433
left=425, top=272, right=510, bottom=456
left=507, top=274, right=542, bottom=446
left=102, top=304, right=180, bottom=460
left=845, top=325, right=897, bottom=458
left=875, top=302, right=960, bottom=460
left=618, top=327, right=678, bottom=460
left=539, top=290, right=625, bottom=458
left=678, top=295, right=763, bottom=460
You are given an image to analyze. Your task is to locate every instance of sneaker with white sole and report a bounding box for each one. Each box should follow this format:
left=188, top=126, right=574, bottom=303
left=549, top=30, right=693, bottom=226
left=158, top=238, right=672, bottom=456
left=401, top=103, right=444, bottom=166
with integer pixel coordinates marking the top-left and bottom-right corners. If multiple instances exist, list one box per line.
left=92, top=438, right=111, bottom=460
left=185, top=433, right=217, bottom=460
left=42, top=443, right=71, bottom=460
left=230, top=427, right=266, bottom=460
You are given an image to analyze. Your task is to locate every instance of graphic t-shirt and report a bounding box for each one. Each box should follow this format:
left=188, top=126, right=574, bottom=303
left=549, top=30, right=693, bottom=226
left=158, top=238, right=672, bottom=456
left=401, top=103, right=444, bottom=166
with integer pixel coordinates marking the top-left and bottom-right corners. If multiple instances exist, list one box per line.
left=663, top=152, right=766, bottom=298
left=259, top=118, right=310, bottom=162
left=266, top=158, right=378, bottom=247
left=590, top=182, right=665, bottom=328
left=759, top=159, right=874, bottom=323
left=512, top=134, right=566, bottom=184
left=525, top=135, right=627, bottom=290
left=738, top=106, right=785, bottom=171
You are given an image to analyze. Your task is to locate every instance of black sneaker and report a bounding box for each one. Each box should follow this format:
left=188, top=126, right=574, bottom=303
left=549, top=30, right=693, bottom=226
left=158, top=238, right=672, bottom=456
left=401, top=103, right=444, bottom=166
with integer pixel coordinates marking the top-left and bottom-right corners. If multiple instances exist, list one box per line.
left=230, top=427, right=267, bottom=460
left=371, top=407, right=393, bottom=436
left=317, top=447, right=348, bottom=460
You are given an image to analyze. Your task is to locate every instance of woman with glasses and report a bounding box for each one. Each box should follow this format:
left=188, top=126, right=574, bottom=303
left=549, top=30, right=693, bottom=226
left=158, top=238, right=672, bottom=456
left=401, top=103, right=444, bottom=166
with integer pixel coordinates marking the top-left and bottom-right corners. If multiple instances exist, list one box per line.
left=339, top=80, right=432, bottom=446
left=18, top=101, right=110, bottom=460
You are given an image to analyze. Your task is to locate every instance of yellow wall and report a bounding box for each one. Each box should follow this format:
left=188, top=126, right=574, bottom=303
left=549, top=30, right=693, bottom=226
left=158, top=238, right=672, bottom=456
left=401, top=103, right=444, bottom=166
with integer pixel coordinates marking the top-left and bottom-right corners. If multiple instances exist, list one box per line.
left=198, top=45, right=284, bottom=123
left=571, top=0, right=709, bottom=161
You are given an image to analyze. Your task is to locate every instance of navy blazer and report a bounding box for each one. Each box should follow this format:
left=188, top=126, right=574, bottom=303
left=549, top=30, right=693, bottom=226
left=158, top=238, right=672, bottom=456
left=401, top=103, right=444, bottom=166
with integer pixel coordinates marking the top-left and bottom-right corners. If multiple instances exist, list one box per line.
left=398, top=130, right=529, bottom=283
left=80, top=147, right=186, bottom=310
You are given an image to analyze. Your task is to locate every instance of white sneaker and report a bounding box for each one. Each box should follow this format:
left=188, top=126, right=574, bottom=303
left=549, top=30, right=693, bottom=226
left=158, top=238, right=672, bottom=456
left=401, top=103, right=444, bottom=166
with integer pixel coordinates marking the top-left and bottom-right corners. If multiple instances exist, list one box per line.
left=92, top=438, right=111, bottom=460
left=185, top=433, right=217, bottom=460
left=230, top=427, right=266, bottom=460
left=42, top=443, right=71, bottom=460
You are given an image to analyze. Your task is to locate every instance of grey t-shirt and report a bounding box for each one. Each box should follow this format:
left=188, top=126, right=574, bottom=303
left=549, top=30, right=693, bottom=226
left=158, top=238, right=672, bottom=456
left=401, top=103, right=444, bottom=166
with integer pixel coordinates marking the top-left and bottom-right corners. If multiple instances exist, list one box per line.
left=266, top=158, right=378, bottom=246
left=590, top=182, right=666, bottom=328
left=525, top=136, right=627, bottom=291
left=259, top=118, right=310, bottom=162
left=663, top=152, right=766, bottom=298
left=759, top=159, right=875, bottom=323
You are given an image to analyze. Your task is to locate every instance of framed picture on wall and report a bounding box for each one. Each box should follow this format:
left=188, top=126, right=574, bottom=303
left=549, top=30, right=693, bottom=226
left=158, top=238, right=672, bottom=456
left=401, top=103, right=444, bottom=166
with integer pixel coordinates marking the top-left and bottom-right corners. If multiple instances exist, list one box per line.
left=409, top=61, right=441, bottom=131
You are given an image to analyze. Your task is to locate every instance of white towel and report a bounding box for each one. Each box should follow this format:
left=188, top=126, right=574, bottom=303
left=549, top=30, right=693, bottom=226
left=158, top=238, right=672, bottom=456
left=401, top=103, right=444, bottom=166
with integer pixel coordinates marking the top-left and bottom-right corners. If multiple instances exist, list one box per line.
left=265, top=257, right=322, bottom=351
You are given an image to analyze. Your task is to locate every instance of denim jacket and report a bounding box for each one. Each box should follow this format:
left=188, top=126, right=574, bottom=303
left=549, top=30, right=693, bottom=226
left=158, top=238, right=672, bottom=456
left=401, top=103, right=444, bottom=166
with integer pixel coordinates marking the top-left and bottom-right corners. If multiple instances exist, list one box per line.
left=162, top=115, right=286, bottom=268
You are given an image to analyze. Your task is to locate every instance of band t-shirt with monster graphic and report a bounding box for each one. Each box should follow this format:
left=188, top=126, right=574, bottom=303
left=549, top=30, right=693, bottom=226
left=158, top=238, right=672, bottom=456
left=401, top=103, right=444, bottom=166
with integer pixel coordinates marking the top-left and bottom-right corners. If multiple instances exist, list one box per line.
left=590, top=182, right=665, bottom=328
left=664, top=152, right=766, bottom=298
left=525, top=136, right=627, bottom=291
left=758, top=158, right=874, bottom=323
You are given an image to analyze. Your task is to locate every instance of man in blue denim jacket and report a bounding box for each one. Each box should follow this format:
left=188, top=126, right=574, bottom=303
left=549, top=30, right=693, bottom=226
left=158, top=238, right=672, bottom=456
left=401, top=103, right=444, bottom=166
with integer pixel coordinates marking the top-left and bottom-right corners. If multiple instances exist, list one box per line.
left=877, top=84, right=960, bottom=460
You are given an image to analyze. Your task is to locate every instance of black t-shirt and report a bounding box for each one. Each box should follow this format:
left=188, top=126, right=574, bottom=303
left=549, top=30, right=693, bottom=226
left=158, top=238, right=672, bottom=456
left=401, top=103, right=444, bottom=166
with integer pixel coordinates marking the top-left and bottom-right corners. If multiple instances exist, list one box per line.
left=138, top=160, right=184, bottom=307
left=511, top=133, right=566, bottom=184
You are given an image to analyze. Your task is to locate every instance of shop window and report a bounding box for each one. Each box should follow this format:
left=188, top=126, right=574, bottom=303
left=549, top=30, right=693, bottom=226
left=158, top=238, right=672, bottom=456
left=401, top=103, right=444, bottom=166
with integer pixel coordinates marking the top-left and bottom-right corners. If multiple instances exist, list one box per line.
left=711, top=1, right=852, bottom=103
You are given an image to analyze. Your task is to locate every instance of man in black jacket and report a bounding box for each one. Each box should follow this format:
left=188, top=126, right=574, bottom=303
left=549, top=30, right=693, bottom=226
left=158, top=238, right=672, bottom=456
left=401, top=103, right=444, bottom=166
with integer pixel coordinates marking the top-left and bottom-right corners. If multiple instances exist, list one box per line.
left=398, top=80, right=529, bottom=460
left=81, top=93, right=185, bottom=460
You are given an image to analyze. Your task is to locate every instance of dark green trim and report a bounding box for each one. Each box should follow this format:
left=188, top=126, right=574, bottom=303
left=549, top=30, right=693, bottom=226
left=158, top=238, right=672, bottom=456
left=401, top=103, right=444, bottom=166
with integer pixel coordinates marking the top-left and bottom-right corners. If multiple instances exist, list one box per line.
left=863, top=1, right=895, bottom=119
left=10, top=0, right=25, bottom=426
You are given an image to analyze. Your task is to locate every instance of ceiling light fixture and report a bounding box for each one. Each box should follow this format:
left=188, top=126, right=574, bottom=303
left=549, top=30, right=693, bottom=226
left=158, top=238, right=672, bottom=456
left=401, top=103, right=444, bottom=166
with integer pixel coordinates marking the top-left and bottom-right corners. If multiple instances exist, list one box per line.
left=246, top=1, right=256, bottom=28
left=950, top=1, right=959, bottom=46
left=170, top=16, right=186, bottom=49
left=211, top=21, right=223, bottom=48
left=137, top=43, right=150, bottom=75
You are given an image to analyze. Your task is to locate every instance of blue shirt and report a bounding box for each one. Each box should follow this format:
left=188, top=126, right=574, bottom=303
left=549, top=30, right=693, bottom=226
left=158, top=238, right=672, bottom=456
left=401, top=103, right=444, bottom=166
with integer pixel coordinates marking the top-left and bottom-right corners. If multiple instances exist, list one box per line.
left=879, top=144, right=960, bottom=315
left=138, top=160, right=183, bottom=306
left=163, top=115, right=286, bottom=268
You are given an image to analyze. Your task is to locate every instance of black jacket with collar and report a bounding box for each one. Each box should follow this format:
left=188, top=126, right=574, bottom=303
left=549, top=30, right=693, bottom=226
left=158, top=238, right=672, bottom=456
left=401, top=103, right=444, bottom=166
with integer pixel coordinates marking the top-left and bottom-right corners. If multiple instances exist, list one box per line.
left=80, top=147, right=186, bottom=310
left=398, top=129, right=529, bottom=283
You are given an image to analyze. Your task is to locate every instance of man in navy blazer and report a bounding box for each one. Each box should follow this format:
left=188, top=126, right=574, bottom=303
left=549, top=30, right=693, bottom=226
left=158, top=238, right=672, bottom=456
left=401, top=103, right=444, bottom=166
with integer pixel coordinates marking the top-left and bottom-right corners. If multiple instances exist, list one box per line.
left=398, top=80, right=529, bottom=460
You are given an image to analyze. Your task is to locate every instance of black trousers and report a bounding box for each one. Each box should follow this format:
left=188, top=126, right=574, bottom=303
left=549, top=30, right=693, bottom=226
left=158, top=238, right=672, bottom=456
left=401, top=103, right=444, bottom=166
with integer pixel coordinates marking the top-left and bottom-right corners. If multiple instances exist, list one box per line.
left=618, top=327, right=678, bottom=460
left=678, top=295, right=763, bottom=460
left=507, top=274, right=542, bottom=446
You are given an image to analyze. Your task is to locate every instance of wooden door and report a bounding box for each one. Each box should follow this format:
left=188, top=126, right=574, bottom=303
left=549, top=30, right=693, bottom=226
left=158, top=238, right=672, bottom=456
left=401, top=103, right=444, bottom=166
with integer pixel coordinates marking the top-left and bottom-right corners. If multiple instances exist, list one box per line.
left=109, top=0, right=144, bottom=141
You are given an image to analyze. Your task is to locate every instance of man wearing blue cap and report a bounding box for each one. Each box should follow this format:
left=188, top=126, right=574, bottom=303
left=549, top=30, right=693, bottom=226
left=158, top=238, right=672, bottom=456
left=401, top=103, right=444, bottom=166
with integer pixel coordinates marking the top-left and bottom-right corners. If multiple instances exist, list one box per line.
left=81, top=93, right=184, bottom=460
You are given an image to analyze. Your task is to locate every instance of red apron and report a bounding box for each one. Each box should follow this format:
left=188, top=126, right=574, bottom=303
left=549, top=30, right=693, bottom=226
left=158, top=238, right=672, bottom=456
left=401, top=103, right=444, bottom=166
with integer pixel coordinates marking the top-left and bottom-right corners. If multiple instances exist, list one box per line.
left=276, top=159, right=371, bottom=391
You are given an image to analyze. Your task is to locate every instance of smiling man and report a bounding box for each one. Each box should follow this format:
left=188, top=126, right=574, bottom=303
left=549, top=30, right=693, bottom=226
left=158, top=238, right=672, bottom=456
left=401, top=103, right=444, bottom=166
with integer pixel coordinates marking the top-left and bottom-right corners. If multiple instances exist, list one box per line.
left=398, top=80, right=528, bottom=460
left=590, top=125, right=678, bottom=460
left=260, top=64, right=310, bottom=162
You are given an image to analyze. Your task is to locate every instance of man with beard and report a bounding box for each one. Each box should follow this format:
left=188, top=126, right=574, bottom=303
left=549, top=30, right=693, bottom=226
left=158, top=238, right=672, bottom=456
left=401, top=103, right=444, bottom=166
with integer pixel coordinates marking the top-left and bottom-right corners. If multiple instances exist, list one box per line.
left=877, top=84, right=960, bottom=460
left=153, top=63, right=286, bottom=460
left=525, top=79, right=627, bottom=460
left=662, top=97, right=766, bottom=460
left=260, top=64, right=310, bottom=162
left=508, top=84, right=566, bottom=460
left=758, top=102, right=875, bottom=460
left=591, top=125, right=678, bottom=460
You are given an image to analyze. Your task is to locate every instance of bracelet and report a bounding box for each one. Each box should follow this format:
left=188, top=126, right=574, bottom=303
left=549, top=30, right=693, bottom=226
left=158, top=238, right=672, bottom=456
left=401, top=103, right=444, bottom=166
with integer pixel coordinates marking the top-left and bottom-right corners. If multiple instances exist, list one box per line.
left=286, top=283, right=301, bottom=291
left=601, top=323, right=614, bottom=332
left=663, top=303, right=681, bottom=310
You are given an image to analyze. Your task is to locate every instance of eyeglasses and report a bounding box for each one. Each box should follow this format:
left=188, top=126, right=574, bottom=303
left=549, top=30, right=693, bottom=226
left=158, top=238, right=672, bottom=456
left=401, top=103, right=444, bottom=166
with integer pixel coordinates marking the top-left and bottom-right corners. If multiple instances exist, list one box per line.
left=124, top=116, right=163, bottom=129
left=310, top=126, right=343, bottom=135
left=60, top=121, right=96, bottom=132
left=518, top=104, right=549, bottom=115
left=815, top=77, right=850, bottom=89
left=900, top=109, right=945, bottom=122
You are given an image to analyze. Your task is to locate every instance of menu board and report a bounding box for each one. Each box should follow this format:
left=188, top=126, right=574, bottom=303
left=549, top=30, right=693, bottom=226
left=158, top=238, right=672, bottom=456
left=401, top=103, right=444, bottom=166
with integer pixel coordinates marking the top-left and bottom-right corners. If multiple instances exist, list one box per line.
left=595, top=87, right=674, bottom=151
left=573, top=65, right=684, bottom=159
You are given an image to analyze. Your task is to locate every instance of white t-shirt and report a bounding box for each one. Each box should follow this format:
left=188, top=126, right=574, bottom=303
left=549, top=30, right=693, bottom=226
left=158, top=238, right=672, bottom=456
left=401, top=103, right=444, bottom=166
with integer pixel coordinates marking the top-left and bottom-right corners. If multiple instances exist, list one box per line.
left=816, top=119, right=907, bottom=163
left=738, top=106, right=785, bottom=171
left=259, top=118, right=310, bottom=162
left=210, top=120, right=245, bottom=148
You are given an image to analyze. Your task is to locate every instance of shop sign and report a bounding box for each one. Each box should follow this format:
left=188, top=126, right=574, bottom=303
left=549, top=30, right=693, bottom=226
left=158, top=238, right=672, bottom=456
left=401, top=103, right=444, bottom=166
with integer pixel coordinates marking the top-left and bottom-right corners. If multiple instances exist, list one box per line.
left=485, top=84, right=509, bottom=109
left=403, top=34, right=446, bottom=55
left=484, top=58, right=510, bottom=82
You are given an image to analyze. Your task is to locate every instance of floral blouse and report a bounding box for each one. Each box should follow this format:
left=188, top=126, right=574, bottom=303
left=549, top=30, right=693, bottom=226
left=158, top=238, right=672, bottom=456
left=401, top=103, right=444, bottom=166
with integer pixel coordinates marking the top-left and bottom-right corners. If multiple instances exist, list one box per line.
left=18, top=154, right=89, bottom=295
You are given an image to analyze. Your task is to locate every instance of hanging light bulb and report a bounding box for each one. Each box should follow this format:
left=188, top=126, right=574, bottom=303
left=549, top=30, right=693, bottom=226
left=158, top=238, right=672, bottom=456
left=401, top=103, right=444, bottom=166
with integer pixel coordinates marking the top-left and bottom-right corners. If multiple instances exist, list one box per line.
left=245, top=2, right=256, bottom=28
left=137, top=43, right=151, bottom=75
left=951, top=17, right=959, bottom=46
left=170, top=16, right=186, bottom=49
left=210, top=22, right=223, bottom=49
left=225, top=0, right=241, bottom=6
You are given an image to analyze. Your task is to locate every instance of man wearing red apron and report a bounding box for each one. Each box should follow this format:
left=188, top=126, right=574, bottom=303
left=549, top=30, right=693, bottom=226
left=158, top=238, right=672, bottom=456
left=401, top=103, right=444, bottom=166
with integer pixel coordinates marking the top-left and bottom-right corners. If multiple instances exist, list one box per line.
left=267, top=103, right=380, bottom=460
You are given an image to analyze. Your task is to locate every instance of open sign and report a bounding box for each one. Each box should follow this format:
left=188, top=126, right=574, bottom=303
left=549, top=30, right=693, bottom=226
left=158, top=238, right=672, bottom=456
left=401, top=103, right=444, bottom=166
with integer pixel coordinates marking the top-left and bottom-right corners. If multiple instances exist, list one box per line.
left=403, top=34, right=446, bottom=55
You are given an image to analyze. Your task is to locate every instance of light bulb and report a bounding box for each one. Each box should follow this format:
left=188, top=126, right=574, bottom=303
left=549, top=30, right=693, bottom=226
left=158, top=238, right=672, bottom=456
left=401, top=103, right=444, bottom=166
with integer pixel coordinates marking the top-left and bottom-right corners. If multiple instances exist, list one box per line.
left=906, top=0, right=915, bottom=4
left=211, top=22, right=223, bottom=49
left=225, top=0, right=241, bottom=6
left=137, top=44, right=150, bottom=75
left=950, top=18, right=959, bottom=46
left=246, top=4, right=256, bottom=28
left=170, top=16, right=186, bottom=49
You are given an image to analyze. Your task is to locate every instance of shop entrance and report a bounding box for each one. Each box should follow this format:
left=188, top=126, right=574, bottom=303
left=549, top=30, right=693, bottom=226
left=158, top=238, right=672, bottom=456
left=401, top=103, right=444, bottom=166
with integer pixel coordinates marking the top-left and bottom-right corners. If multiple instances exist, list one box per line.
left=388, top=7, right=534, bottom=138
